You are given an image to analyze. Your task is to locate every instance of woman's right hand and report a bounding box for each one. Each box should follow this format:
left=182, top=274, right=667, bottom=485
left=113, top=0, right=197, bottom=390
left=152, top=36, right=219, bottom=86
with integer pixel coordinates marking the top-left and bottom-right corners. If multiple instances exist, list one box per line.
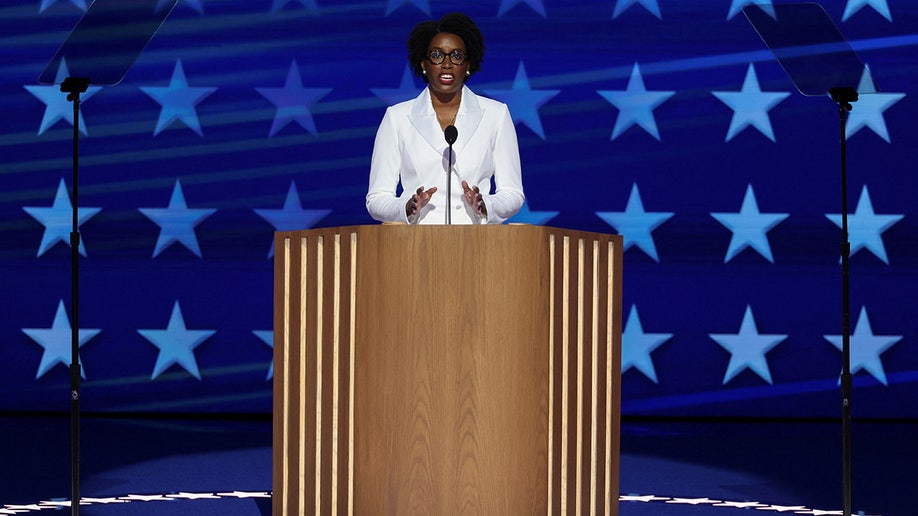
left=406, top=186, right=438, bottom=218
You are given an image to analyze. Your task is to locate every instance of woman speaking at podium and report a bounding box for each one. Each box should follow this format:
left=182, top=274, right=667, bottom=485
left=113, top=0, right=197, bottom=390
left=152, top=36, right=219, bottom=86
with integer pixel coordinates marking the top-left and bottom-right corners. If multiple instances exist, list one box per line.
left=366, top=12, right=525, bottom=225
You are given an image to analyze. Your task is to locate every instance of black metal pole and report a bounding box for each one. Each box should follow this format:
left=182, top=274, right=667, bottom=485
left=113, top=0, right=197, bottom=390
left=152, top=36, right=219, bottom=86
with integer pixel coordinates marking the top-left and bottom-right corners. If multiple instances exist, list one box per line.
left=62, top=76, right=90, bottom=516
left=830, top=86, right=856, bottom=516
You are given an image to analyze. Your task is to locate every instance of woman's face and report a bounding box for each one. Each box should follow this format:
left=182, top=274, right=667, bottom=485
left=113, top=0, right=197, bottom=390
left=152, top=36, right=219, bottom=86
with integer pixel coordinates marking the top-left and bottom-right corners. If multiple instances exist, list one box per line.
left=421, top=32, right=469, bottom=97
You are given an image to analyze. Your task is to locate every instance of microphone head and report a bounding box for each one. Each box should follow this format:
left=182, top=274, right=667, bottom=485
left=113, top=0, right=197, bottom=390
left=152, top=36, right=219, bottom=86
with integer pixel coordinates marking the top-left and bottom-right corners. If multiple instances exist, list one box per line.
left=444, top=125, right=458, bottom=145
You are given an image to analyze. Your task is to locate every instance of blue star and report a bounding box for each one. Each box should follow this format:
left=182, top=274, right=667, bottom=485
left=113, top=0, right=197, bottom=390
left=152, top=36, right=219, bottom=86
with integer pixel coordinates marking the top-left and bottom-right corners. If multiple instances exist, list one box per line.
left=256, top=60, right=332, bottom=137
left=825, top=307, right=901, bottom=385
left=613, top=0, right=661, bottom=19
left=483, top=62, right=560, bottom=139
left=709, top=305, right=787, bottom=385
left=22, top=300, right=100, bottom=379
left=140, top=59, right=217, bottom=137
left=157, top=0, right=203, bottom=13
left=371, top=65, right=421, bottom=107
left=711, top=184, right=789, bottom=263
left=498, top=0, right=546, bottom=17
left=23, top=59, right=102, bottom=136
left=138, top=179, right=216, bottom=258
left=843, top=0, right=892, bottom=22
left=138, top=301, right=216, bottom=380
left=727, top=0, right=774, bottom=20
left=22, top=178, right=101, bottom=257
left=712, top=64, right=790, bottom=142
left=596, top=183, right=673, bottom=262
left=271, top=0, right=318, bottom=12
left=253, top=330, right=274, bottom=380
left=385, top=0, right=429, bottom=16
left=845, top=68, right=905, bottom=142
left=507, top=200, right=559, bottom=226
left=255, top=180, right=332, bottom=257
left=38, top=0, right=87, bottom=13
left=621, top=306, right=673, bottom=383
left=597, top=62, right=675, bottom=141
left=826, top=185, right=903, bottom=264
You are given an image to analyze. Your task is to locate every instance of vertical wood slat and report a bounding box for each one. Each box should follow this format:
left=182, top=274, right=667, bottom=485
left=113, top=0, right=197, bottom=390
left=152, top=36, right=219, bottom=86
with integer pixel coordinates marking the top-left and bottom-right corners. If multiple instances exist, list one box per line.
left=547, top=231, right=621, bottom=516
left=274, top=229, right=358, bottom=516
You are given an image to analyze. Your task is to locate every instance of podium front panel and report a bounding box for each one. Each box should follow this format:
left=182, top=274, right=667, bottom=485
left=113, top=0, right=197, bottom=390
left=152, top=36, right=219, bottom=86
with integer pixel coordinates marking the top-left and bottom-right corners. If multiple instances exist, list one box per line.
left=274, top=225, right=622, bottom=515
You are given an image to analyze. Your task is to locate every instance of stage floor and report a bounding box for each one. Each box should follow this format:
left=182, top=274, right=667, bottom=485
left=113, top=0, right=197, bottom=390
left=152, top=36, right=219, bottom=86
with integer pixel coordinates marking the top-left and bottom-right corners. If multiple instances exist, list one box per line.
left=0, top=414, right=911, bottom=515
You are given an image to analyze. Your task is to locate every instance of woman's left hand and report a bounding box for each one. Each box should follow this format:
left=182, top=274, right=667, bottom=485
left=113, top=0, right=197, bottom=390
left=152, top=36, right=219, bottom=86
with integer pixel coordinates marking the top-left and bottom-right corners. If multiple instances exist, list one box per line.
left=461, top=180, right=487, bottom=217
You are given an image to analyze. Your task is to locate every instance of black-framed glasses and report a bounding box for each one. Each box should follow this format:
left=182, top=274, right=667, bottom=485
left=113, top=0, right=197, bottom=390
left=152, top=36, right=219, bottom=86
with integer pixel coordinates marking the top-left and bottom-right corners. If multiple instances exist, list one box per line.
left=427, top=49, right=466, bottom=66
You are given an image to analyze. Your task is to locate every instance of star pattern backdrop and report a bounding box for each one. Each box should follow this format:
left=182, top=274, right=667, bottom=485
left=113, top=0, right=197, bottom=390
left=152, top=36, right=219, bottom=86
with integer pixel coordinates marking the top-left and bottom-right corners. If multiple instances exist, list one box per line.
left=2, top=0, right=915, bottom=418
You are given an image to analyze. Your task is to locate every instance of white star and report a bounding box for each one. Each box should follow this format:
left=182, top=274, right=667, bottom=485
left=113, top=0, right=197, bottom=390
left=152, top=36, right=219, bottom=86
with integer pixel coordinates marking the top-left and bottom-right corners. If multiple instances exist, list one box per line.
left=168, top=492, right=219, bottom=499
left=216, top=491, right=272, bottom=498
left=620, top=494, right=670, bottom=502
left=621, top=306, right=672, bottom=383
left=825, top=307, right=902, bottom=386
left=796, top=510, right=844, bottom=515
left=497, top=0, right=546, bottom=17
left=710, top=305, right=787, bottom=385
left=256, top=60, right=332, bottom=137
left=22, top=300, right=100, bottom=380
left=384, top=0, right=429, bottom=16
left=667, top=497, right=721, bottom=505
left=714, top=500, right=767, bottom=508
left=842, top=0, right=892, bottom=22
left=507, top=200, right=559, bottom=226
left=271, top=0, right=318, bottom=12
left=254, top=180, right=331, bottom=257
left=23, top=59, right=101, bottom=135
left=728, top=0, right=774, bottom=20
left=484, top=62, right=560, bottom=139
left=119, top=494, right=172, bottom=501
left=613, top=0, right=661, bottom=19
left=22, top=178, right=101, bottom=257
left=139, top=179, right=216, bottom=258
left=253, top=330, right=274, bottom=380
left=371, top=65, right=421, bottom=106
left=598, top=62, right=675, bottom=141
left=711, top=184, right=789, bottom=263
left=38, top=0, right=87, bottom=13
left=80, top=497, right=127, bottom=504
left=596, top=183, right=674, bottom=262
left=825, top=185, right=903, bottom=264
left=845, top=68, right=904, bottom=142
left=758, top=505, right=810, bottom=512
left=1, top=504, right=46, bottom=511
left=140, top=59, right=217, bottom=136
left=712, top=64, right=790, bottom=142
left=138, top=301, right=216, bottom=380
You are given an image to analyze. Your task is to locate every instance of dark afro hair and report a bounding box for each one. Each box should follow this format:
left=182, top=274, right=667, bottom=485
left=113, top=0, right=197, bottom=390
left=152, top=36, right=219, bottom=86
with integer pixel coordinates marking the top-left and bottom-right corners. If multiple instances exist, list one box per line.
left=406, top=12, right=485, bottom=81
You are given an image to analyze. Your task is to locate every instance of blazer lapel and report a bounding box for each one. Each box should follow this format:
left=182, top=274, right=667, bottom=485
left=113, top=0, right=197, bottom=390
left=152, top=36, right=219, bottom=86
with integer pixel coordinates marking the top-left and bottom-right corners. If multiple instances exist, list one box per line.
left=407, top=86, right=486, bottom=156
left=408, top=89, right=444, bottom=154
left=454, top=86, right=484, bottom=155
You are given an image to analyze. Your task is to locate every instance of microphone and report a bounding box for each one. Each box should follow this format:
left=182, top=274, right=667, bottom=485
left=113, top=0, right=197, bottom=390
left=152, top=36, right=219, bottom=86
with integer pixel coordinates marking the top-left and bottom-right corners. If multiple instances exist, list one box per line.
left=444, top=125, right=458, bottom=224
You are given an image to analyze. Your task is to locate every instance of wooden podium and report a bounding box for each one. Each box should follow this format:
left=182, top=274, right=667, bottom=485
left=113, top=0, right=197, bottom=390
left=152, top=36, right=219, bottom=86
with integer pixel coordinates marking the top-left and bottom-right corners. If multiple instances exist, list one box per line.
left=273, top=224, right=622, bottom=515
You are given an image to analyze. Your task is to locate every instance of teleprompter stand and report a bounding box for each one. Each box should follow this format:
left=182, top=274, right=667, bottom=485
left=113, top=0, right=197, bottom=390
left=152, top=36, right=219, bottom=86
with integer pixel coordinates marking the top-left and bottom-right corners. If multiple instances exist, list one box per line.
left=742, top=4, right=880, bottom=516
left=37, top=1, right=178, bottom=513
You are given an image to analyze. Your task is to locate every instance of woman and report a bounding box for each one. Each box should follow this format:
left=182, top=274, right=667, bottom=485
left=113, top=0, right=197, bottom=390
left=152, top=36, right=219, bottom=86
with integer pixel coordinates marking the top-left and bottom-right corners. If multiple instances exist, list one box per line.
left=366, top=12, right=525, bottom=224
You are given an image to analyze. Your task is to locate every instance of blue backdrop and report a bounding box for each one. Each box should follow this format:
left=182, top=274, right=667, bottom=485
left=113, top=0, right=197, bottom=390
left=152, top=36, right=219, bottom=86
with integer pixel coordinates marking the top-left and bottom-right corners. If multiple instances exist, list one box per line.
left=2, top=0, right=915, bottom=419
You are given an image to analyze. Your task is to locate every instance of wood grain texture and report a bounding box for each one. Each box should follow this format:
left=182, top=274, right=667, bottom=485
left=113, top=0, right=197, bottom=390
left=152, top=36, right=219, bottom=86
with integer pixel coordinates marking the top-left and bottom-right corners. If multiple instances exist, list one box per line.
left=274, top=225, right=622, bottom=516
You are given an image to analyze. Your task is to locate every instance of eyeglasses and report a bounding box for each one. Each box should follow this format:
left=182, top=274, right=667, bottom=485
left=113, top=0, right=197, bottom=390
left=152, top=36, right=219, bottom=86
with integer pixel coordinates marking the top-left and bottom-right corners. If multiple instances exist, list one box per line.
left=427, top=49, right=466, bottom=66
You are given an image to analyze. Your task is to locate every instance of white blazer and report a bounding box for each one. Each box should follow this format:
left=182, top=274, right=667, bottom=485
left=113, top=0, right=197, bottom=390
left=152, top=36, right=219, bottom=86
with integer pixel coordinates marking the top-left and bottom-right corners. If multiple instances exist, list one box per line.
left=366, top=86, right=525, bottom=224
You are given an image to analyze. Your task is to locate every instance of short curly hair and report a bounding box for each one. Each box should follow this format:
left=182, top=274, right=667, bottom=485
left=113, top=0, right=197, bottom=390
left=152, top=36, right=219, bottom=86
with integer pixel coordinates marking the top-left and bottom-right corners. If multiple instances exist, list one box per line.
left=406, top=12, right=485, bottom=82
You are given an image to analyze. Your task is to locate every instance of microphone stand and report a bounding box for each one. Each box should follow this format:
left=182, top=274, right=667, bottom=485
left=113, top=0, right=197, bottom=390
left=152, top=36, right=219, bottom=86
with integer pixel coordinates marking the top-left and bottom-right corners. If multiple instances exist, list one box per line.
left=444, top=125, right=458, bottom=225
